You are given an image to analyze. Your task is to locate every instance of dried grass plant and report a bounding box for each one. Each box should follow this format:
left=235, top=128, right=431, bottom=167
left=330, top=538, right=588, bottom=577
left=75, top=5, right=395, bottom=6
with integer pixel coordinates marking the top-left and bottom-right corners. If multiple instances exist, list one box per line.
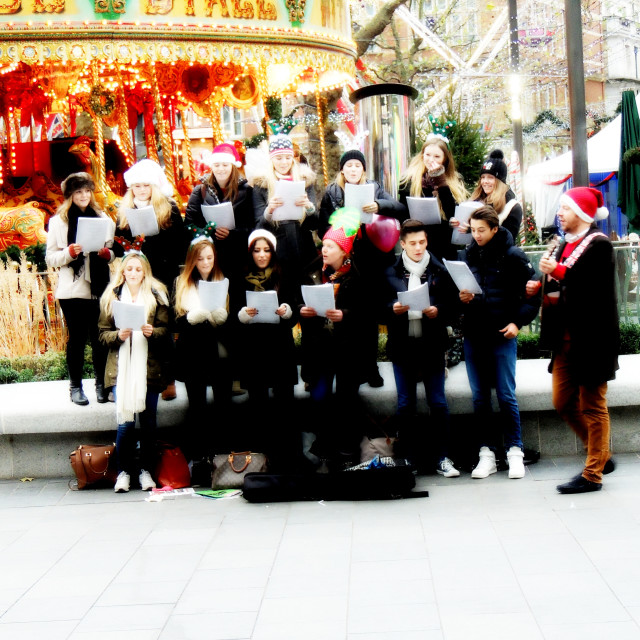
left=0, top=254, right=66, bottom=358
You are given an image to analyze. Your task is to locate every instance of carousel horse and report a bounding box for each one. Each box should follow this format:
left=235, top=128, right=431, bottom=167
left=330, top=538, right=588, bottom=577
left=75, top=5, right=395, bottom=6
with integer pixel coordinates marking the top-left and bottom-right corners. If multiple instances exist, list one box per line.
left=0, top=171, right=63, bottom=229
left=0, top=204, right=47, bottom=252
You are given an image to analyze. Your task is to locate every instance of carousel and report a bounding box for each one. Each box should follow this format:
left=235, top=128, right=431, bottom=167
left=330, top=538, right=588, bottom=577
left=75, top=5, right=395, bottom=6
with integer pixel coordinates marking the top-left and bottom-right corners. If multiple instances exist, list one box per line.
left=0, top=0, right=357, bottom=250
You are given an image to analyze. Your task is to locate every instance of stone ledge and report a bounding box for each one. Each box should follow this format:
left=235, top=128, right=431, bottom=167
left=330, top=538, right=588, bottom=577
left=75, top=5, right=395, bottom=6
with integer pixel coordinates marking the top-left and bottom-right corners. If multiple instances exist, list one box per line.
left=2, top=356, right=640, bottom=478
left=2, top=355, right=639, bottom=436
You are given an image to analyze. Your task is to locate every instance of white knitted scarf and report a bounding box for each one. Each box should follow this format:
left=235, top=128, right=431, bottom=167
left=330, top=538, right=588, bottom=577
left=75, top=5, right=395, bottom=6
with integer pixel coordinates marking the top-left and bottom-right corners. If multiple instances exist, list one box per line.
left=401, top=250, right=430, bottom=338
left=116, top=283, right=149, bottom=423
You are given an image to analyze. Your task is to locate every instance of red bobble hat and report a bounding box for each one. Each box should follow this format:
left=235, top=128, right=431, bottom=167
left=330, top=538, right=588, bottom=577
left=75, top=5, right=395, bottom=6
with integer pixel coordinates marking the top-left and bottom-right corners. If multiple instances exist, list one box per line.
left=560, top=187, right=609, bottom=222
left=209, top=143, right=242, bottom=168
left=323, top=226, right=355, bottom=254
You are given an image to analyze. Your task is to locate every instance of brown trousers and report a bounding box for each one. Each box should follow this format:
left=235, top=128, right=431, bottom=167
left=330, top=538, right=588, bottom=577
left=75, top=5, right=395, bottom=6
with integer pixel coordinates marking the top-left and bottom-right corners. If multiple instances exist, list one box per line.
left=551, top=340, right=610, bottom=483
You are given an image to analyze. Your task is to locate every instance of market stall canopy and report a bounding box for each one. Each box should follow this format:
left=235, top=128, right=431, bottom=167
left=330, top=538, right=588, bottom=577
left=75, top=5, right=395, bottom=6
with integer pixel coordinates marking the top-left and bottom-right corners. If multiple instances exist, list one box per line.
left=527, top=93, right=640, bottom=179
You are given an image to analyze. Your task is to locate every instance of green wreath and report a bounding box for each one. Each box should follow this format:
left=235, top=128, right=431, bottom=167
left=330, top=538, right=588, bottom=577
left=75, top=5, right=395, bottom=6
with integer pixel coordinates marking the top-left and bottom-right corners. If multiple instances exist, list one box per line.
left=88, top=84, right=116, bottom=117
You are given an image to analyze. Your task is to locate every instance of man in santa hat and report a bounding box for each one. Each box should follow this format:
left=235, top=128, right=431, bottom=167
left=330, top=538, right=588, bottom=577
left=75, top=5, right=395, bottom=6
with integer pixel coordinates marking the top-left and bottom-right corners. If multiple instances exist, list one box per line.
left=537, top=187, right=619, bottom=494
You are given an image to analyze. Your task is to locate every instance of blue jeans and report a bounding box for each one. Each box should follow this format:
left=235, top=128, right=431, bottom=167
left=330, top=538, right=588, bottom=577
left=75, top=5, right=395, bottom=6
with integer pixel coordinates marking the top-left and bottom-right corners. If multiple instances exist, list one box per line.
left=115, top=390, right=159, bottom=475
left=463, top=336, right=523, bottom=452
left=393, top=360, right=451, bottom=460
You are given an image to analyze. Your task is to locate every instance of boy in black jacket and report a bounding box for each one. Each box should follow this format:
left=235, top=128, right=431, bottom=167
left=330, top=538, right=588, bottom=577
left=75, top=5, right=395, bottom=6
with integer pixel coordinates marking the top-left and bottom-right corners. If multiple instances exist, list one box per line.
left=460, top=207, right=539, bottom=480
left=385, top=220, right=460, bottom=476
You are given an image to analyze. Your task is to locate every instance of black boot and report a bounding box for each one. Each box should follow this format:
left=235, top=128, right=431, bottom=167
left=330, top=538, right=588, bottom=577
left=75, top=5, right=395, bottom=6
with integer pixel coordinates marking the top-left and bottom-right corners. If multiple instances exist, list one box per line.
left=70, top=386, right=89, bottom=406
left=95, top=383, right=108, bottom=404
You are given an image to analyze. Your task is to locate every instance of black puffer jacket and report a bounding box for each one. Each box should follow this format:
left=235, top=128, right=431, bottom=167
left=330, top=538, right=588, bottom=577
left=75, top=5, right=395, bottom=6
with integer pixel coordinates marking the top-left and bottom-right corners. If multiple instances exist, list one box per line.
left=462, top=227, right=539, bottom=340
left=298, top=256, right=366, bottom=385
left=319, top=181, right=407, bottom=237
left=185, top=177, right=254, bottom=279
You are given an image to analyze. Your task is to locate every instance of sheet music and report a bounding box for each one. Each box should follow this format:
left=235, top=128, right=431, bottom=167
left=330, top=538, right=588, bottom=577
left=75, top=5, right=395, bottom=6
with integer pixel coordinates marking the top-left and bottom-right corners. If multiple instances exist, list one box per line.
left=246, top=290, right=280, bottom=324
left=344, top=183, right=376, bottom=224
left=272, top=181, right=306, bottom=221
left=198, top=278, right=229, bottom=311
left=398, top=282, right=431, bottom=311
left=406, top=197, right=442, bottom=225
left=76, top=218, right=111, bottom=254
left=301, top=283, right=335, bottom=318
left=443, top=259, right=482, bottom=294
left=201, top=202, right=236, bottom=230
left=112, top=300, right=147, bottom=330
left=451, top=201, right=483, bottom=245
left=125, top=206, right=159, bottom=238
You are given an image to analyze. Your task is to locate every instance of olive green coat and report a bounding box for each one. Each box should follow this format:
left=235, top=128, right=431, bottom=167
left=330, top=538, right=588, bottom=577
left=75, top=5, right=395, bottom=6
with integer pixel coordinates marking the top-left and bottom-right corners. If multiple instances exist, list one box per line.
left=98, top=287, right=170, bottom=391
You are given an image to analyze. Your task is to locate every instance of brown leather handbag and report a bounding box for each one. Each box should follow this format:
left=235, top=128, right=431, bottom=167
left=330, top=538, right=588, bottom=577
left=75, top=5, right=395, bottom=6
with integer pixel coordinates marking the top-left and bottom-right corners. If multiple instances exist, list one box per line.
left=69, top=444, right=118, bottom=489
left=211, top=452, right=268, bottom=489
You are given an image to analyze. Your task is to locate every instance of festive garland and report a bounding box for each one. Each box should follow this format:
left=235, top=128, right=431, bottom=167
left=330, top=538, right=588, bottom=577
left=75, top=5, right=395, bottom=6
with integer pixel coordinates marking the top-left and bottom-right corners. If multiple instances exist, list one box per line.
left=522, top=109, right=568, bottom=134
left=623, top=147, right=640, bottom=165
left=88, top=84, right=116, bottom=118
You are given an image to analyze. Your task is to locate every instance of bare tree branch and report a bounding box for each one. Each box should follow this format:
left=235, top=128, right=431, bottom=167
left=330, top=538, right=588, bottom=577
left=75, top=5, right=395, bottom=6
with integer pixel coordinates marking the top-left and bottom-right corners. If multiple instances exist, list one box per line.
left=353, top=0, right=411, bottom=58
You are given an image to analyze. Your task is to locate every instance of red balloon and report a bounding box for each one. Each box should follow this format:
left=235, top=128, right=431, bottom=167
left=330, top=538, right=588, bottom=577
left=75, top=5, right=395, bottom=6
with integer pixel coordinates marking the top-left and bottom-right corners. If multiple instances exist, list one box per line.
left=365, top=214, right=400, bottom=253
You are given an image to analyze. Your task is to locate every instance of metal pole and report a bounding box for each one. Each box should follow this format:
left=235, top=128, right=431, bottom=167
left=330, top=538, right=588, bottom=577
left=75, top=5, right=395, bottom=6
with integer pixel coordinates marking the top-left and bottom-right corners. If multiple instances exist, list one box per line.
left=565, top=0, right=589, bottom=186
left=508, top=0, right=525, bottom=210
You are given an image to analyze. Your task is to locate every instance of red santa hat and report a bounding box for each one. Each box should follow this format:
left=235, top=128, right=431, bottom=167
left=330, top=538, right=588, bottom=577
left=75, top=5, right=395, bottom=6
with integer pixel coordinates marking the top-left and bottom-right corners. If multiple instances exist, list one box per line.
left=208, top=142, right=242, bottom=168
left=560, top=187, right=609, bottom=222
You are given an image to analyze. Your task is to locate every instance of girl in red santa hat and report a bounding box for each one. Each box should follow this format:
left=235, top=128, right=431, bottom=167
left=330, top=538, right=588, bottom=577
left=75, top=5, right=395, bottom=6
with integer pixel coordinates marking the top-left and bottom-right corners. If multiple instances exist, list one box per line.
left=185, top=142, right=254, bottom=280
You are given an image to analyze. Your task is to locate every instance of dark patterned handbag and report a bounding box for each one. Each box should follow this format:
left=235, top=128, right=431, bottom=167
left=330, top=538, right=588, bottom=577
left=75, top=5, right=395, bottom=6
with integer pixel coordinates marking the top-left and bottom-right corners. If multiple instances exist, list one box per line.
left=211, top=452, right=268, bottom=489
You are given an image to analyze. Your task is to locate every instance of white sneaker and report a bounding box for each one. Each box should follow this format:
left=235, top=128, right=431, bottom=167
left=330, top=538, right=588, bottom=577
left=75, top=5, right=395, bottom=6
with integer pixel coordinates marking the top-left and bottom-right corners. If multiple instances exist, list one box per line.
left=507, top=446, right=525, bottom=479
left=437, top=457, right=460, bottom=478
left=139, top=470, right=156, bottom=491
left=471, top=447, right=497, bottom=479
left=114, top=471, right=130, bottom=493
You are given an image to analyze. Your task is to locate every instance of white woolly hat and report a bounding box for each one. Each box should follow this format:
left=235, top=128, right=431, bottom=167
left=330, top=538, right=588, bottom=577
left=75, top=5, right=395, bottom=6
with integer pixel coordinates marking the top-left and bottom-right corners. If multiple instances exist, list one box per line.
left=560, top=187, right=609, bottom=222
left=248, top=229, right=277, bottom=250
left=124, top=159, right=173, bottom=198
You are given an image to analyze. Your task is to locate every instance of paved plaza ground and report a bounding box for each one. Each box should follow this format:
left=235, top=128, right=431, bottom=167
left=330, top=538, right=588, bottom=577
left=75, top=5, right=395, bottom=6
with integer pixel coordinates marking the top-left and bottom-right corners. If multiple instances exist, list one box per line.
left=1, top=454, right=640, bottom=640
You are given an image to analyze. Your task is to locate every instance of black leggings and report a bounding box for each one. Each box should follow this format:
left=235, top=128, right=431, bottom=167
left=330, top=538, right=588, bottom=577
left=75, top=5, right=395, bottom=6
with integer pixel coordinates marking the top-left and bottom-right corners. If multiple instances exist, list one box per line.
left=59, top=298, right=107, bottom=387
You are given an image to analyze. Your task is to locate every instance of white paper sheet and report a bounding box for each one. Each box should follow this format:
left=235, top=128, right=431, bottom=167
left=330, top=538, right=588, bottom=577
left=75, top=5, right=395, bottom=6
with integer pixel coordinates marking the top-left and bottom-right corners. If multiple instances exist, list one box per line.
left=443, top=259, right=483, bottom=294
left=246, top=290, right=280, bottom=324
left=76, top=218, right=111, bottom=254
left=301, top=283, right=335, bottom=318
left=406, top=197, right=442, bottom=225
left=125, top=206, right=159, bottom=238
left=398, top=282, right=431, bottom=311
left=344, top=183, right=376, bottom=224
left=451, top=201, right=483, bottom=245
left=198, top=278, right=229, bottom=311
left=112, top=300, right=147, bottom=330
left=201, top=202, right=236, bottom=230
left=272, top=180, right=306, bottom=221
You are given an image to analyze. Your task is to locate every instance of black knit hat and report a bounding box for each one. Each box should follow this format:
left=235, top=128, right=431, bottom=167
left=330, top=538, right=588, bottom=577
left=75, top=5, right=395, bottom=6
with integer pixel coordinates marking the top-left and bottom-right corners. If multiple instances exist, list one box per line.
left=480, top=149, right=508, bottom=183
left=61, top=172, right=95, bottom=199
left=340, top=149, right=366, bottom=171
